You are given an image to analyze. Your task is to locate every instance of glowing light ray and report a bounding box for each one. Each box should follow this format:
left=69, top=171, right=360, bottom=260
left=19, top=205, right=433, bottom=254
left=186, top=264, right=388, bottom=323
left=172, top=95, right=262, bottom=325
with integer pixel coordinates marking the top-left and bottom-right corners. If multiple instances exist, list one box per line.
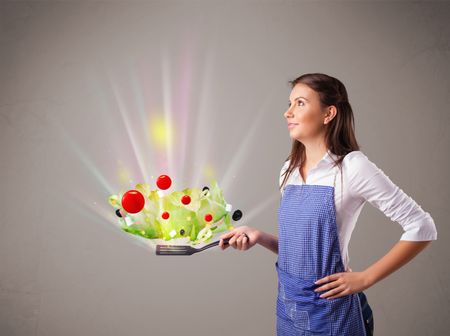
left=71, top=194, right=154, bottom=251
left=51, top=169, right=120, bottom=235
left=48, top=117, right=115, bottom=195
left=107, top=72, right=150, bottom=184
left=191, top=44, right=216, bottom=188
left=161, top=46, right=176, bottom=189
left=237, top=192, right=280, bottom=227
left=60, top=178, right=158, bottom=251
left=129, top=61, right=155, bottom=178
left=220, top=88, right=276, bottom=193
left=52, top=35, right=284, bottom=251
left=71, top=199, right=112, bottom=226
left=75, top=197, right=114, bottom=228
left=177, top=41, right=194, bottom=185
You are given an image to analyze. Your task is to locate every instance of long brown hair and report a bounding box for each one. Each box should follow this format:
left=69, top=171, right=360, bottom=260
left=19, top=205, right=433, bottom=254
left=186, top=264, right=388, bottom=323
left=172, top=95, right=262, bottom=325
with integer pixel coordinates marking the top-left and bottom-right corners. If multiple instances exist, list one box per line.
left=279, top=73, right=360, bottom=192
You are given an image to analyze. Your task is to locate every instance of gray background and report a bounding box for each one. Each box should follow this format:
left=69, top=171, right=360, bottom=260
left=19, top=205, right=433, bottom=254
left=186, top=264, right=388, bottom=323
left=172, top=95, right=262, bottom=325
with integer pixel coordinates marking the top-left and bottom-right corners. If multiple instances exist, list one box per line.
left=1, top=1, right=449, bottom=335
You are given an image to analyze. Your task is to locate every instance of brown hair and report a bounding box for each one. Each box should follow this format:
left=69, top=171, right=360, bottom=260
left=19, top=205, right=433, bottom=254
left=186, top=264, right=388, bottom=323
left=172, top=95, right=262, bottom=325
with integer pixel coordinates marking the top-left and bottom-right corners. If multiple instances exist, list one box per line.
left=279, top=73, right=360, bottom=192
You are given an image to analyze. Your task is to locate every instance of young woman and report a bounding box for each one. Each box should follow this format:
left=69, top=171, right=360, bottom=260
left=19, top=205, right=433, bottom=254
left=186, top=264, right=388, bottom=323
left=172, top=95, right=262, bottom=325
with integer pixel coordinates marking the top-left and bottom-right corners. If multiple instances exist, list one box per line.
left=219, top=73, right=438, bottom=335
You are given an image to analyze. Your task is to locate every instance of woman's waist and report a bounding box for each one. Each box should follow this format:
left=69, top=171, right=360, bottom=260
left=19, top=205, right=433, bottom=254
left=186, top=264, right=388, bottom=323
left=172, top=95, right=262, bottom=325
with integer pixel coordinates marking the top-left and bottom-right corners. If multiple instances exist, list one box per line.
left=275, top=261, right=317, bottom=292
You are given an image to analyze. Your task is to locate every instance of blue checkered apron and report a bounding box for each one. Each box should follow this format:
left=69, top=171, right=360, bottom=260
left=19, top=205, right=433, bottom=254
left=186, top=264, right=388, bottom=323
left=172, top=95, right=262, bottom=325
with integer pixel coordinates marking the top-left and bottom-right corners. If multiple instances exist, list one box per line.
left=276, top=167, right=369, bottom=335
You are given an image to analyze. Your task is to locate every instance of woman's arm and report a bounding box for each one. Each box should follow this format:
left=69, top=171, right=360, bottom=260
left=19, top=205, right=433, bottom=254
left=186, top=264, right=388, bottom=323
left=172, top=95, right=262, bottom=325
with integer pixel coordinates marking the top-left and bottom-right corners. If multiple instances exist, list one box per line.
left=314, top=153, right=438, bottom=299
left=363, top=240, right=432, bottom=287
left=347, top=151, right=438, bottom=241
left=314, top=240, right=433, bottom=299
left=348, top=152, right=437, bottom=286
left=256, top=230, right=278, bottom=254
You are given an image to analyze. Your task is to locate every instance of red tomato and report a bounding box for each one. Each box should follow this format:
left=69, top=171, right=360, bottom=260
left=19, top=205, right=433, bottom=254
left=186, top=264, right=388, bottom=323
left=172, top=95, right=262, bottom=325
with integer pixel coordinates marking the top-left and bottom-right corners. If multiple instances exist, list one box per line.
left=181, top=195, right=191, bottom=205
left=156, top=175, right=172, bottom=190
left=121, top=190, right=145, bottom=213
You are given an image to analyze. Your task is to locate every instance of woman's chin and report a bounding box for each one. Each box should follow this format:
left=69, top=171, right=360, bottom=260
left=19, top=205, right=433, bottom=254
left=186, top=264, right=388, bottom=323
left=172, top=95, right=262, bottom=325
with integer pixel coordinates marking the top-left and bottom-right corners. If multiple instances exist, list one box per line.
left=288, top=130, right=302, bottom=139
left=290, top=134, right=305, bottom=142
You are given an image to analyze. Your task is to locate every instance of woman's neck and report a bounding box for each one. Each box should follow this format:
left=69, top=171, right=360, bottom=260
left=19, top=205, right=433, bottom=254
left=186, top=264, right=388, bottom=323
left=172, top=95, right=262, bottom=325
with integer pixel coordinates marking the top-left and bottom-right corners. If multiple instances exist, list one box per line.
left=302, top=139, right=328, bottom=168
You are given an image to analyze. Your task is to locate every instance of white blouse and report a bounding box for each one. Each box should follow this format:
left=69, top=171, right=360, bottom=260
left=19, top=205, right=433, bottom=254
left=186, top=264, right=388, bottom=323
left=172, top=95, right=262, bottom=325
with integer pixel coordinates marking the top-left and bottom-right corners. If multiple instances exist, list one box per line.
left=279, top=150, right=437, bottom=271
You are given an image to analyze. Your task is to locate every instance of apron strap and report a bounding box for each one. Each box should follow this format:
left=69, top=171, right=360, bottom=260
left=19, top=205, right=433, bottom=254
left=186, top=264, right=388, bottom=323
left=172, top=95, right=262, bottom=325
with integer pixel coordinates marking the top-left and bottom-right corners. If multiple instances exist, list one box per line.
left=332, top=165, right=343, bottom=212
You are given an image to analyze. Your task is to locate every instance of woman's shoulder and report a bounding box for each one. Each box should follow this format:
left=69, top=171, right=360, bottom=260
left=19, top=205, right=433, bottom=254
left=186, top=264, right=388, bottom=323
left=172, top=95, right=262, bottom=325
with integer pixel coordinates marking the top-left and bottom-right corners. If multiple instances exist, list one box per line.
left=342, top=150, right=370, bottom=165
left=343, top=150, right=366, bottom=161
left=342, top=150, right=380, bottom=178
left=281, top=159, right=290, bottom=171
left=279, top=159, right=292, bottom=189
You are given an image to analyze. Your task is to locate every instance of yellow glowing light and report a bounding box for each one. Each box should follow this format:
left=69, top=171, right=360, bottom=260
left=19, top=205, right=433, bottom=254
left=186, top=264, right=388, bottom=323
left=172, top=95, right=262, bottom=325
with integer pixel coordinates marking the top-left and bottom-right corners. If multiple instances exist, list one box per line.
left=108, top=195, right=119, bottom=207
left=186, top=216, right=191, bottom=221
left=203, top=163, right=216, bottom=182
left=229, top=225, right=234, bottom=230
left=135, top=183, right=151, bottom=197
left=148, top=113, right=175, bottom=150
left=117, top=160, right=132, bottom=184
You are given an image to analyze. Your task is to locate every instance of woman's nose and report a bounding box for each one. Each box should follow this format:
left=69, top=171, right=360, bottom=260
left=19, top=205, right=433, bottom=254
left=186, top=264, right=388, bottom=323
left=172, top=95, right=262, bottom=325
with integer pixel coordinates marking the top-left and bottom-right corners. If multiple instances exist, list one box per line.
left=284, top=107, right=293, bottom=119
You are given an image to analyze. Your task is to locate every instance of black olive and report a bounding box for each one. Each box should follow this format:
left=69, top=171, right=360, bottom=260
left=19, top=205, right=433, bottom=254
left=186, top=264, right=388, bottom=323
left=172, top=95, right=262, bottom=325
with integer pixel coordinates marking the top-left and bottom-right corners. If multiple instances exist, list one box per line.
left=201, top=186, right=210, bottom=197
left=232, top=209, right=242, bottom=221
left=115, top=209, right=122, bottom=218
left=180, top=229, right=185, bottom=235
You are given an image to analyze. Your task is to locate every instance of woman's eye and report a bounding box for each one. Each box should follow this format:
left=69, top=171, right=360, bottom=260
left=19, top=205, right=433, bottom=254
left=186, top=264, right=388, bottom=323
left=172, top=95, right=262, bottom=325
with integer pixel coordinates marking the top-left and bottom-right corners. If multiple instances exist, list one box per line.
left=288, top=101, right=304, bottom=107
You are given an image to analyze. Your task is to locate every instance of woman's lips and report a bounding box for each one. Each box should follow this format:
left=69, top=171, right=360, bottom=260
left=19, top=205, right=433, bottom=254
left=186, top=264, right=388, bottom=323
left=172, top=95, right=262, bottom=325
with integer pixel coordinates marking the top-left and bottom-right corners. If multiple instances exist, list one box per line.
left=288, top=123, right=299, bottom=129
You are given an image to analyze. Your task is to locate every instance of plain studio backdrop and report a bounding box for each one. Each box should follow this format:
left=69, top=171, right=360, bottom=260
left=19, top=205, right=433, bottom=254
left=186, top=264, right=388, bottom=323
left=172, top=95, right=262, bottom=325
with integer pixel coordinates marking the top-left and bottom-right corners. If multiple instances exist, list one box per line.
left=1, top=1, right=449, bottom=335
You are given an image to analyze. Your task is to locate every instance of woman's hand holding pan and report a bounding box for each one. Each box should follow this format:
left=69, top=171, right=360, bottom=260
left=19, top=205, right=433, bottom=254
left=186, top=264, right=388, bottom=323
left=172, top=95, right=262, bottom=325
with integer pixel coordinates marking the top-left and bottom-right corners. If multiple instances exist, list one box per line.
left=218, top=226, right=260, bottom=251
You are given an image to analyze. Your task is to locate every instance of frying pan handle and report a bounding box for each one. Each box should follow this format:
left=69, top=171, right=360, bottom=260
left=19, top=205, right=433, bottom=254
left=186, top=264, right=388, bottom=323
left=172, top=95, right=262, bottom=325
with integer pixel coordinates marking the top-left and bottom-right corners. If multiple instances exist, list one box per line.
left=202, top=237, right=230, bottom=250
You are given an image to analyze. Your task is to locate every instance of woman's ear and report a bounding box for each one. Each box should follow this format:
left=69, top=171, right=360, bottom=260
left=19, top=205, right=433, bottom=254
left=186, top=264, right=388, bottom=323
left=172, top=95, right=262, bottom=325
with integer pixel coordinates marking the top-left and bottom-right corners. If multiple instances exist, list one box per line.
left=324, top=106, right=337, bottom=125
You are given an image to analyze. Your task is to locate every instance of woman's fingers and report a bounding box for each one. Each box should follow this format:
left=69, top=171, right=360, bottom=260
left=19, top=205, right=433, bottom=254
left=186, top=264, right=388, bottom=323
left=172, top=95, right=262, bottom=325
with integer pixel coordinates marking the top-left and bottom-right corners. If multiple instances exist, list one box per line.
left=236, top=234, right=244, bottom=249
left=227, top=233, right=247, bottom=250
left=219, top=226, right=253, bottom=251
left=219, top=231, right=239, bottom=250
left=228, top=233, right=238, bottom=248
left=242, top=235, right=249, bottom=249
left=239, top=234, right=249, bottom=250
left=219, top=229, right=236, bottom=241
left=219, top=229, right=237, bottom=249
left=219, top=237, right=229, bottom=250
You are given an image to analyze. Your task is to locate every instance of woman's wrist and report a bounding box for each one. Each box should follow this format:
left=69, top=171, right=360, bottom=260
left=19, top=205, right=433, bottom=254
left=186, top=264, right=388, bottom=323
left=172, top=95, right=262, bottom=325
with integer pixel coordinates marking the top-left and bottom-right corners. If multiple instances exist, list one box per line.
left=254, top=229, right=262, bottom=244
left=361, top=240, right=432, bottom=289
left=362, top=269, right=376, bottom=288
left=255, top=230, right=278, bottom=254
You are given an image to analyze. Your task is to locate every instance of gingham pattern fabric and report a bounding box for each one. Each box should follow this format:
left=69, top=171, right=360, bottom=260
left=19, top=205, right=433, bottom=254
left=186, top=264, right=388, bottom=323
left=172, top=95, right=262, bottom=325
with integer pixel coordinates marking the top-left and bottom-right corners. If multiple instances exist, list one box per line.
left=276, top=168, right=367, bottom=335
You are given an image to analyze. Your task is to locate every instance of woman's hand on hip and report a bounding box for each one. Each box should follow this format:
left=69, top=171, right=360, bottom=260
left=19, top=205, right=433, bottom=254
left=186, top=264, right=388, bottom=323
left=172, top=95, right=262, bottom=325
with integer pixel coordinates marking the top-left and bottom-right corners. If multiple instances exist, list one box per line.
left=218, top=226, right=259, bottom=251
left=313, top=271, right=371, bottom=300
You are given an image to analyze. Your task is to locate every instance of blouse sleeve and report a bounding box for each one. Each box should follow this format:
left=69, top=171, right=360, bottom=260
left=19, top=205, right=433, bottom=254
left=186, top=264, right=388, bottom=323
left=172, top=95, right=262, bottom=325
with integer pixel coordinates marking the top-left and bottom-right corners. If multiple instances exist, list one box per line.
left=279, top=160, right=290, bottom=196
left=347, top=151, right=437, bottom=241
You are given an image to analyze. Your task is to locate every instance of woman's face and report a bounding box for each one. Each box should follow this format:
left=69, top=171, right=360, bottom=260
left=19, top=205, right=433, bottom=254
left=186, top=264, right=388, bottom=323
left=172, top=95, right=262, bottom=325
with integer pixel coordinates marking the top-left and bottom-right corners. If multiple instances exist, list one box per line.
left=284, top=83, right=333, bottom=141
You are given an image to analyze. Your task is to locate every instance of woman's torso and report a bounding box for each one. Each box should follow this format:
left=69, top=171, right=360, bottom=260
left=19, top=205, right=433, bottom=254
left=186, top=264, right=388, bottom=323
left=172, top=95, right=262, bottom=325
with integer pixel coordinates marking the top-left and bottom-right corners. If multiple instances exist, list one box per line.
left=280, top=150, right=373, bottom=272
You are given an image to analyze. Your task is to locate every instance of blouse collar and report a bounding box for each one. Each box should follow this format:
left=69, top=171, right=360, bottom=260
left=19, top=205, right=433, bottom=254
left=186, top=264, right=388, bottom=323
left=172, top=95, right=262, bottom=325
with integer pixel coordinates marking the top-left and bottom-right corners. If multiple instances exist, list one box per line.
left=294, top=149, right=338, bottom=177
left=316, top=149, right=339, bottom=167
left=322, top=149, right=339, bottom=164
